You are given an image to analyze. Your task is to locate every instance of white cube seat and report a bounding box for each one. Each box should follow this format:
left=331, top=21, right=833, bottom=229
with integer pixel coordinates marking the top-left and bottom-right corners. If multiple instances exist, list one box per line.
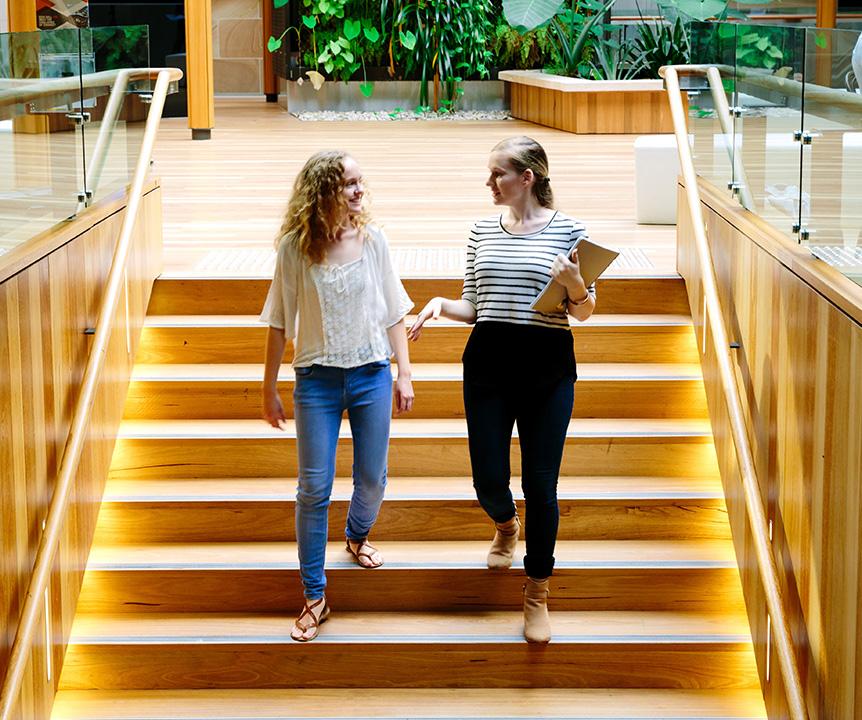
left=634, top=134, right=681, bottom=225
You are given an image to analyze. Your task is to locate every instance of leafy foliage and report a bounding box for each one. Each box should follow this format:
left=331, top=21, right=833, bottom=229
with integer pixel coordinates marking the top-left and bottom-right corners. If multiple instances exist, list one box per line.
left=502, top=0, right=564, bottom=33
left=588, top=35, right=648, bottom=79
left=267, top=0, right=702, bottom=100
left=633, top=14, right=690, bottom=78
left=735, top=28, right=790, bottom=70
left=489, top=22, right=556, bottom=70
left=394, top=0, right=494, bottom=106
left=545, top=0, right=615, bottom=77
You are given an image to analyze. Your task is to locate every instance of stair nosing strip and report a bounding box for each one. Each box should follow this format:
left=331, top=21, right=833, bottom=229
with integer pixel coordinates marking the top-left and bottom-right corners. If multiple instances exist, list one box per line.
left=86, top=559, right=737, bottom=571
left=68, top=633, right=753, bottom=645
left=117, top=430, right=713, bottom=440
left=102, top=491, right=725, bottom=502
left=130, top=374, right=703, bottom=383
left=45, top=715, right=766, bottom=720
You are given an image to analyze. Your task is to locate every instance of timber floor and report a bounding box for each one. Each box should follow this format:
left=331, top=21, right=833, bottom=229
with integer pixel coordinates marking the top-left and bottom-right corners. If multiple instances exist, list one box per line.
left=150, top=98, right=678, bottom=277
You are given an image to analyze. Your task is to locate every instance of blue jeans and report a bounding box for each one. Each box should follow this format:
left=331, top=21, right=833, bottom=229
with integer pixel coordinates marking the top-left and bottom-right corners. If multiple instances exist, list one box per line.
left=293, top=360, right=392, bottom=600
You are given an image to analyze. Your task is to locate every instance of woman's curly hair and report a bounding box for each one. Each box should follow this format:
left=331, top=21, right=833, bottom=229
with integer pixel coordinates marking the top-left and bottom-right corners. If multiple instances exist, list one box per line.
left=276, top=150, right=371, bottom=263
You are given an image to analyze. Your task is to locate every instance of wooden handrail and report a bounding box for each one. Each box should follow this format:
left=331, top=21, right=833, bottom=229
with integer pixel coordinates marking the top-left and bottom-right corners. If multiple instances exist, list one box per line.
left=660, top=64, right=808, bottom=720
left=0, top=68, right=178, bottom=117
left=0, top=67, right=181, bottom=720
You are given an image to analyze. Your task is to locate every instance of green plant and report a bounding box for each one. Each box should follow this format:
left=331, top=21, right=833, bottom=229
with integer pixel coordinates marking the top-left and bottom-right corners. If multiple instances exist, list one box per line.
left=588, top=36, right=648, bottom=79
left=490, top=22, right=556, bottom=70
left=633, top=14, right=690, bottom=78
left=268, top=0, right=386, bottom=92
left=734, top=27, right=789, bottom=70
left=502, top=0, right=614, bottom=78
left=395, top=0, right=494, bottom=107
left=546, top=0, right=615, bottom=77
left=661, top=0, right=728, bottom=21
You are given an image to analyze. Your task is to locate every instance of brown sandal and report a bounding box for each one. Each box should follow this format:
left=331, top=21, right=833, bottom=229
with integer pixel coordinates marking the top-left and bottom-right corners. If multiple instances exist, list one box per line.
left=345, top=538, right=384, bottom=568
left=290, top=597, right=330, bottom=642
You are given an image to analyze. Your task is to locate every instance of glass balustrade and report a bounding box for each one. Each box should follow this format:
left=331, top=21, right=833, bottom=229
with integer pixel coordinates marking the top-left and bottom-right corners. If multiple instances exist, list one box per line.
left=0, top=28, right=86, bottom=252
left=1, top=25, right=173, bottom=258
left=687, top=21, right=862, bottom=287
left=800, top=26, right=862, bottom=283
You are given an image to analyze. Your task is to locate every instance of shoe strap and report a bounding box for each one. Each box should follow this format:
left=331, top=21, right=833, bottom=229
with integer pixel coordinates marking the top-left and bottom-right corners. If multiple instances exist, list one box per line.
left=296, top=597, right=326, bottom=629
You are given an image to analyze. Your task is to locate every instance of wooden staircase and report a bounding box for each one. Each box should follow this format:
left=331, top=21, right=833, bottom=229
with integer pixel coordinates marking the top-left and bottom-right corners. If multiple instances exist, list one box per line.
left=51, top=276, right=767, bottom=719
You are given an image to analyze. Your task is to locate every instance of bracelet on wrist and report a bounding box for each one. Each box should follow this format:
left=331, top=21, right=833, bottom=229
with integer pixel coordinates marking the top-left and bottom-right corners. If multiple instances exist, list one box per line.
left=568, top=290, right=591, bottom=306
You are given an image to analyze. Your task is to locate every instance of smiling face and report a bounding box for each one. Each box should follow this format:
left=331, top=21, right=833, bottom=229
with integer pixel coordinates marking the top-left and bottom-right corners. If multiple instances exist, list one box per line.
left=341, top=156, right=364, bottom=216
left=486, top=151, right=533, bottom=207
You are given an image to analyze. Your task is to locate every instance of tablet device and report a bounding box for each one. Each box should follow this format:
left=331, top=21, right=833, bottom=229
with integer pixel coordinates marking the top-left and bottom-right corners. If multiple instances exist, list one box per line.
left=530, top=238, right=619, bottom=314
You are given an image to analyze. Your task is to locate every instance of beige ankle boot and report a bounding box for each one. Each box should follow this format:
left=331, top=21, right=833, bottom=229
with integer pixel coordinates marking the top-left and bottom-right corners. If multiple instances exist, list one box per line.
left=523, top=577, right=551, bottom=643
left=487, top=514, right=521, bottom=569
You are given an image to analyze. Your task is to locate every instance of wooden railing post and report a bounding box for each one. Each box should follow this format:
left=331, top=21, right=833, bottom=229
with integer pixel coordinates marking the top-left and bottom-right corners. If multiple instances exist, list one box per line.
left=184, top=0, right=215, bottom=139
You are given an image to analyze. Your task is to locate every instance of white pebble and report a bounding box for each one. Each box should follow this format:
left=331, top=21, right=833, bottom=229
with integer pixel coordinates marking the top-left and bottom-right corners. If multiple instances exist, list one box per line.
left=293, top=110, right=512, bottom=122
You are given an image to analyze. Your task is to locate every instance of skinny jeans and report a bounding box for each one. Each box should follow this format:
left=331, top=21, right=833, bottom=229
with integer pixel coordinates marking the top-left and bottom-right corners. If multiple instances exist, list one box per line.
left=463, top=374, right=574, bottom=580
left=292, top=360, right=392, bottom=600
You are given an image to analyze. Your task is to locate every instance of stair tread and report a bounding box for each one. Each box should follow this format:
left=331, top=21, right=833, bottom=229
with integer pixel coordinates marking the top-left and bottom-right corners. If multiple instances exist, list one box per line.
left=87, top=539, right=737, bottom=570
left=131, top=362, right=704, bottom=382
left=143, top=313, right=695, bottom=328
left=68, top=610, right=753, bottom=644
left=102, top=475, right=724, bottom=502
left=118, top=417, right=714, bottom=439
left=52, top=688, right=767, bottom=719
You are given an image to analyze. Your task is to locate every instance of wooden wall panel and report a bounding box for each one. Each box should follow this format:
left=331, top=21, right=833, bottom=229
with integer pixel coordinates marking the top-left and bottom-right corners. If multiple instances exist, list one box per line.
left=0, top=185, right=162, bottom=719
left=677, top=179, right=862, bottom=720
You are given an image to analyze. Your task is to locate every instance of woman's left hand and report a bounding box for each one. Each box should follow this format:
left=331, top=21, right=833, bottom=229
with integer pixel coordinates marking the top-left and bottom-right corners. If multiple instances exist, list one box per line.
left=551, top=250, right=588, bottom=300
left=394, top=374, right=414, bottom=415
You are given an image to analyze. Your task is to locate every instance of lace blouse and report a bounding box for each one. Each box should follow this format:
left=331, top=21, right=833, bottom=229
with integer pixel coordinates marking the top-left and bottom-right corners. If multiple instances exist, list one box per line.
left=260, top=225, right=413, bottom=368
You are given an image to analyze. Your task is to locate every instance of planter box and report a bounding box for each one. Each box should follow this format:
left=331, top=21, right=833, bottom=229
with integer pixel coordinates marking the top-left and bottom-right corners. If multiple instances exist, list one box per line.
left=499, top=70, right=685, bottom=134
left=278, top=76, right=507, bottom=113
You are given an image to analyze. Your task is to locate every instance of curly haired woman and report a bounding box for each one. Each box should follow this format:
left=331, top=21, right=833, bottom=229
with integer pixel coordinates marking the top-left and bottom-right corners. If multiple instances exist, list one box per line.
left=260, top=150, right=414, bottom=642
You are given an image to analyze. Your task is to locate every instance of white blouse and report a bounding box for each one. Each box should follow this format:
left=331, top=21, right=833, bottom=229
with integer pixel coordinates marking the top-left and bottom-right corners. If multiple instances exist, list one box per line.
left=260, top=225, right=413, bottom=368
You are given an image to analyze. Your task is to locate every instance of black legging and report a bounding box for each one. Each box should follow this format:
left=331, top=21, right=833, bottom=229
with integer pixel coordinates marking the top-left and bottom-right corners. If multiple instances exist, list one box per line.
left=463, top=374, right=574, bottom=579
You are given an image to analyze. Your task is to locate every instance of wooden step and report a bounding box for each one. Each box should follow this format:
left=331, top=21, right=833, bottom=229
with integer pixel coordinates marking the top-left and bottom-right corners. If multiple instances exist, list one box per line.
left=108, top=418, right=720, bottom=479
left=136, top=315, right=700, bottom=365
left=94, top=475, right=730, bottom=544
left=58, top=611, right=760, bottom=690
left=77, top=539, right=744, bottom=614
left=124, top=363, right=708, bottom=420
left=147, top=276, right=692, bottom=316
left=52, top=687, right=768, bottom=719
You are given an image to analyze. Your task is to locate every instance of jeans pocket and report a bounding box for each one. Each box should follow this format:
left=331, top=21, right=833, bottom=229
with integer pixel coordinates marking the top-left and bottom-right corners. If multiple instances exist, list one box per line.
left=294, top=365, right=315, bottom=377
left=367, top=359, right=390, bottom=370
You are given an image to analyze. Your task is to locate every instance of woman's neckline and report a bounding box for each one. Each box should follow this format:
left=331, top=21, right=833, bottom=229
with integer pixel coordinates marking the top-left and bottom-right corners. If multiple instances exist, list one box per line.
left=321, top=230, right=367, bottom=269
left=499, top=211, right=558, bottom=237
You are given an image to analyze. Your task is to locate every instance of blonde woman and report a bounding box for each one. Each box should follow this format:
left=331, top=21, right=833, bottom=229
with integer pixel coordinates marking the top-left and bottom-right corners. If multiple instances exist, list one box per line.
left=261, top=151, right=414, bottom=642
left=408, top=136, right=595, bottom=643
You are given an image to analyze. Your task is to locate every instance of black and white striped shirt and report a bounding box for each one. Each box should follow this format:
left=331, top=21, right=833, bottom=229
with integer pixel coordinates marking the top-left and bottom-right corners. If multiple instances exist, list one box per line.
left=461, top=212, right=595, bottom=329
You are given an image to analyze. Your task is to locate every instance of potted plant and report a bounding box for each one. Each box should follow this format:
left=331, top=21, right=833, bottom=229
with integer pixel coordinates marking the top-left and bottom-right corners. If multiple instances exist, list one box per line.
left=498, top=0, right=692, bottom=132
left=268, top=0, right=505, bottom=113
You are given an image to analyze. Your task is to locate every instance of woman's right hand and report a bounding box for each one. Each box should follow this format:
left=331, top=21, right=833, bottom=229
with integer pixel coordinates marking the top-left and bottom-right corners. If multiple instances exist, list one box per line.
left=407, top=297, right=444, bottom=341
left=262, top=390, right=287, bottom=430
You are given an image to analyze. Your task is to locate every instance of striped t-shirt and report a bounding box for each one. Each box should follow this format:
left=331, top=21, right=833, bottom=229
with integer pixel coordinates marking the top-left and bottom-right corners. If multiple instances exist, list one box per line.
left=461, top=212, right=595, bottom=329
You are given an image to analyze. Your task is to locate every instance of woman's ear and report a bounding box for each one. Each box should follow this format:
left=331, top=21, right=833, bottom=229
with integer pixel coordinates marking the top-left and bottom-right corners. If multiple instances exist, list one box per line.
left=522, top=168, right=534, bottom=185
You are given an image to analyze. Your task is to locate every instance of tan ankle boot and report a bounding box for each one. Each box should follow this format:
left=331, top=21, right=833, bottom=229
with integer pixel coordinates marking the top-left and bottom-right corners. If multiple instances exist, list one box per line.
left=523, top=577, right=551, bottom=643
left=487, top=514, right=521, bottom=569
